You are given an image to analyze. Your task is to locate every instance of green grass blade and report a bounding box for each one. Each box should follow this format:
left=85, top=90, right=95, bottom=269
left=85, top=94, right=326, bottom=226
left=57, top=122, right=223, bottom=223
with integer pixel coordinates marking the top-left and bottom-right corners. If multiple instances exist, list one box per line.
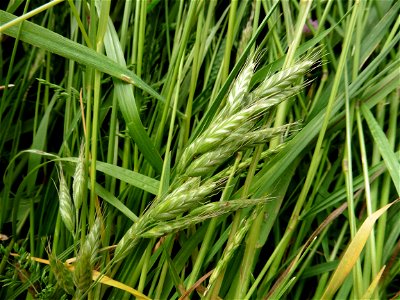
left=103, top=16, right=163, bottom=172
left=93, top=183, right=138, bottom=222
left=361, top=105, right=400, bottom=195
left=0, top=10, right=164, bottom=102
left=95, top=160, right=159, bottom=195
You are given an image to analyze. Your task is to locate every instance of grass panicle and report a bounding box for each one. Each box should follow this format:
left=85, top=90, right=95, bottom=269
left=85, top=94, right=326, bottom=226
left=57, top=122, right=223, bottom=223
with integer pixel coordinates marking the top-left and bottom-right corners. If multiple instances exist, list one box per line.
left=177, top=56, right=313, bottom=175
left=223, top=58, right=256, bottom=116
left=114, top=53, right=315, bottom=264
left=82, top=218, right=101, bottom=266
left=73, top=253, right=91, bottom=299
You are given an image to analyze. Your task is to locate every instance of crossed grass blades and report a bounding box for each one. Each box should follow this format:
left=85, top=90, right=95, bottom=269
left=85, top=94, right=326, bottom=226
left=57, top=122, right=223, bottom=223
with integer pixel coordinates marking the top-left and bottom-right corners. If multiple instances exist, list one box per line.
left=17, top=52, right=315, bottom=298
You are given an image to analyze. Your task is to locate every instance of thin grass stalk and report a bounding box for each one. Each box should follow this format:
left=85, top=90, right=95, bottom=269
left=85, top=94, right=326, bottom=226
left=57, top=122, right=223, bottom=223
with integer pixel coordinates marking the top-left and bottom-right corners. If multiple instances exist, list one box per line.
left=264, top=1, right=361, bottom=290
left=154, top=237, right=174, bottom=299
left=356, top=106, right=378, bottom=284
left=185, top=153, right=242, bottom=289
left=182, top=10, right=204, bottom=147
left=376, top=92, right=398, bottom=270
left=137, top=0, right=146, bottom=80
left=206, top=206, right=261, bottom=298
left=210, top=135, right=270, bottom=297
left=154, top=1, right=201, bottom=150
left=221, top=0, right=238, bottom=81
left=0, top=0, right=64, bottom=32
left=81, top=0, right=97, bottom=247
left=158, top=54, right=184, bottom=195
left=341, top=65, right=367, bottom=298
left=313, top=222, right=349, bottom=298
left=232, top=147, right=266, bottom=297
left=271, top=0, right=312, bottom=146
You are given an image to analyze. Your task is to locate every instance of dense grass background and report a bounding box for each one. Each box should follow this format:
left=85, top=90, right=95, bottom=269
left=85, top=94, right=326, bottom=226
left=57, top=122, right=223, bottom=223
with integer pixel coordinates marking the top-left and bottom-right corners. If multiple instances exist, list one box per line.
left=0, top=0, right=399, bottom=299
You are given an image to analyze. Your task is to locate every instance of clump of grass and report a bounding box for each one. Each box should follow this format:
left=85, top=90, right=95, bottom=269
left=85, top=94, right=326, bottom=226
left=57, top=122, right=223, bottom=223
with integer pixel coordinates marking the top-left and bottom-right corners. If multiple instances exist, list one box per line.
left=1, top=1, right=399, bottom=299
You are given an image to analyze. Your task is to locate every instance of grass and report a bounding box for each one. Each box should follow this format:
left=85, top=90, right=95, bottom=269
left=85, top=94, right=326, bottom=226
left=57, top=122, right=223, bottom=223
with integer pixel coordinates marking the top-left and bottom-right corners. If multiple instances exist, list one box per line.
left=0, top=0, right=399, bottom=299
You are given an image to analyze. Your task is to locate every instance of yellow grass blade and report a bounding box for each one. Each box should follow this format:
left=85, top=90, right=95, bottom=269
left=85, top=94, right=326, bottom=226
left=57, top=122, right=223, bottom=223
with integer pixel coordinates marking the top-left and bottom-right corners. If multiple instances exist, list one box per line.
left=92, top=270, right=151, bottom=300
left=321, top=198, right=399, bottom=299
left=10, top=252, right=151, bottom=300
left=361, top=265, right=386, bottom=300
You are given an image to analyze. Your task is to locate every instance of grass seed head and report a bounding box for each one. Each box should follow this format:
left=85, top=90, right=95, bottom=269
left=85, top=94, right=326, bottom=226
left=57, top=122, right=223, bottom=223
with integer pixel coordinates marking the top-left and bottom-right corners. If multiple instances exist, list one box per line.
left=113, top=224, right=141, bottom=263
left=72, top=142, right=85, bottom=210
left=73, top=247, right=92, bottom=295
left=140, top=198, right=268, bottom=238
left=224, top=59, right=255, bottom=116
left=58, top=168, right=75, bottom=235
left=83, top=218, right=101, bottom=266
left=253, top=59, right=314, bottom=99
left=49, top=253, right=75, bottom=295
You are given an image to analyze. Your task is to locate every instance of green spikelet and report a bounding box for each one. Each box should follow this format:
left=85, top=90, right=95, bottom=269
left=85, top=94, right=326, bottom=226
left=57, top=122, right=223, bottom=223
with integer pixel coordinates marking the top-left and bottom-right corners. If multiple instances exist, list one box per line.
left=73, top=249, right=92, bottom=296
left=72, top=142, right=85, bottom=210
left=49, top=253, right=75, bottom=295
left=73, top=219, right=101, bottom=295
left=58, top=167, right=75, bottom=234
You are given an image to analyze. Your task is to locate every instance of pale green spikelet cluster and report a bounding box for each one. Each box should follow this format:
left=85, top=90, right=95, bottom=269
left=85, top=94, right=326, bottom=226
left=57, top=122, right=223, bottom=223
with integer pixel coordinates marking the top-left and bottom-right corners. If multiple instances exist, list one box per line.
left=252, top=59, right=314, bottom=99
left=73, top=218, right=101, bottom=297
left=73, top=253, right=91, bottom=298
left=113, top=53, right=315, bottom=264
left=177, top=55, right=313, bottom=177
left=141, top=198, right=268, bottom=238
left=236, top=2, right=254, bottom=60
left=114, top=178, right=221, bottom=261
left=49, top=252, right=75, bottom=295
left=58, top=146, right=87, bottom=238
left=58, top=167, right=75, bottom=235
left=223, top=59, right=256, bottom=117
left=72, top=142, right=85, bottom=211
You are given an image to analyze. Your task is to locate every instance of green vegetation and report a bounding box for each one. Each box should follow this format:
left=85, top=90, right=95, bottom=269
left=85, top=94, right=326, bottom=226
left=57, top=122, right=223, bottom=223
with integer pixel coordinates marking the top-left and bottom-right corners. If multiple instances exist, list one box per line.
left=0, top=1, right=399, bottom=299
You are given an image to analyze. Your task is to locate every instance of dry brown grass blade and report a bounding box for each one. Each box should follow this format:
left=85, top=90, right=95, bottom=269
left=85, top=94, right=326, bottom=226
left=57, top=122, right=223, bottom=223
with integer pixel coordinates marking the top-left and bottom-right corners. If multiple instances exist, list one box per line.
left=321, top=198, right=400, bottom=299
left=178, top=269, right=213, bottom=300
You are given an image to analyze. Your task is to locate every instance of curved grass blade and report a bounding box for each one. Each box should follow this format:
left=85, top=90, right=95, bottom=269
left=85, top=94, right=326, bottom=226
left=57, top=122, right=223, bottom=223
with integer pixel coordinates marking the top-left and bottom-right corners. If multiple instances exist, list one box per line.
left=361, top=104, right=400, bottom=195
left=0, top=10, right=163, bottom=102
left=321, top=199, right=400, bottom=299
left=360, top=265, right=386, bottom=300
